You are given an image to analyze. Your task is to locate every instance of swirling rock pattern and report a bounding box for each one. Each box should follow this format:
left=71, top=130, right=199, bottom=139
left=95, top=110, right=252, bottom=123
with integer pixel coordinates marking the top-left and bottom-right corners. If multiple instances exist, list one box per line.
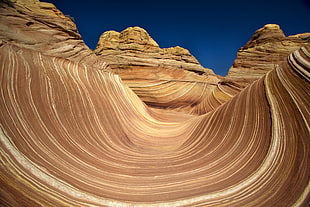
left=1, top=41, right=309, bottom=206
left=0, top=1, right=310, bottom=206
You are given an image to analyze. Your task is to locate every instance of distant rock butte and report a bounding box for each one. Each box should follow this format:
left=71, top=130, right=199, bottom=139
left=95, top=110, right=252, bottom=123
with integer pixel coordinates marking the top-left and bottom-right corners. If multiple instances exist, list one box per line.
left=227, top=24, right=310, bottom=78
left=95, top=26, right=214, bottom=75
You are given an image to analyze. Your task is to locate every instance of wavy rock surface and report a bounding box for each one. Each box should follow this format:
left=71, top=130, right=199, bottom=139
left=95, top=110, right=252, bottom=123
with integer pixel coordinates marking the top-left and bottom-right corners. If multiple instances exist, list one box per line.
left=1, top=41, right=309, bottom=207
left=0, top=0, right=232, bottom=116
left=227, top=24, right=310, bottom=78
left=1, top=1, right=310, bottom=206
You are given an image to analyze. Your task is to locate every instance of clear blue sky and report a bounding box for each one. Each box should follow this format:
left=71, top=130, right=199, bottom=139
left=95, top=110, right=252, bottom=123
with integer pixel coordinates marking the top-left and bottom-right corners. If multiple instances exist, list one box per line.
left=47, top=0, right=310, bottom=76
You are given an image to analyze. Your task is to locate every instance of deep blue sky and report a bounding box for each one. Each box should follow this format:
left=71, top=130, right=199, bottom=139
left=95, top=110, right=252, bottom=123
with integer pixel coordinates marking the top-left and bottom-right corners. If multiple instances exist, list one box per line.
left=47, top=0, right=310, bottom=76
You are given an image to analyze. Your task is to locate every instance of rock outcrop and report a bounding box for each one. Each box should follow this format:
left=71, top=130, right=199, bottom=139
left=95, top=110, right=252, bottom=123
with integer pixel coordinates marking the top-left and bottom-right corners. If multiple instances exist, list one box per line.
left=0, top=0, right=238, bottom=115
left=0, top=0, right=107, bottom=69
left=95, top=26, right=214, bottom=75
left=94, top=27, right=226, bottom=112
left=0, top=1, right=310, bottom=207
left=227, top=24, right=310, bottom=78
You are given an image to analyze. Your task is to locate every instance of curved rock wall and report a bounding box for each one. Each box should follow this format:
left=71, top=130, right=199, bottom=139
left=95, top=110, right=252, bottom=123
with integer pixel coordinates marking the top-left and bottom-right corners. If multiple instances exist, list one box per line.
left=0, top=41, right=309, bottom=207
left=0, top=1, right=309, bottom=206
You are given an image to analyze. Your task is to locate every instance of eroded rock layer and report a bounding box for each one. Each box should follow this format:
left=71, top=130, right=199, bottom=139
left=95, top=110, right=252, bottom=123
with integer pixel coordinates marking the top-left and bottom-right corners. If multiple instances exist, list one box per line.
left=0, top=0, right=107, bottom=69
left=94, top=26, right=214, bottom=75
left=227, top=24, right=310, bottom=78
left=1, top=41, right=310, bottom=207
left=94, top=27, right=224, bottom=112
left=0, top=1, right=310, bottom=206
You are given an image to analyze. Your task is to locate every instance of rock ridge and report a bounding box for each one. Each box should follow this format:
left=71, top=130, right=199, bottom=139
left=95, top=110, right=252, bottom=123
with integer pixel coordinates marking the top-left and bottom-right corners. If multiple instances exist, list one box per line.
left=227, top=24, right=310, bottom=78
left=94, top=26, right=214, bottom=75
left=94, top=26, right=223, bottom=112
left=0, top=0, right=107, bottom=69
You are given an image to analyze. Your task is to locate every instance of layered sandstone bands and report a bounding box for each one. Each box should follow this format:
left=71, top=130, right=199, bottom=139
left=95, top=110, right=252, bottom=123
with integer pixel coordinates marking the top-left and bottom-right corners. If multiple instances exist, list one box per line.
left=1, top=42, right=309, bottom=206
left=0, top=0, right=107, bottom=68
left=0, top=0, right=310, bottom=206
left=227, top=24, right=310, bottom=78
left=0, top=0, right=224, bottom=113
left=94, top=26, right=214, bottom=75
left=94, top=27, right=229, bottom=113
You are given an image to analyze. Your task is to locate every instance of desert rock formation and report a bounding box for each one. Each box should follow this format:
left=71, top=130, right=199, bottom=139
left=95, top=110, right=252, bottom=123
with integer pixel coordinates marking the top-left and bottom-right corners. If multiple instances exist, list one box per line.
left=94, top=26, right=214, bottom=75
left=94, top=27, right=241, bottom=113
left=0, top=1, right=309, bottom=207
left=0, top=0, right=108, bottom=68
left=227, top=24, right=310, bottom=78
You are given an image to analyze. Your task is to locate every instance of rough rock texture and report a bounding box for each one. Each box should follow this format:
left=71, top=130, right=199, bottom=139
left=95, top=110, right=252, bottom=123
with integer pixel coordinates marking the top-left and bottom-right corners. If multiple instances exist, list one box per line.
left=227, top=24, right=310, bottom=78
left=1, top=1, right=310, bottom=207
left=0, top=0, right=108, bottom=69
left=95, top=26, right=214, bottom=75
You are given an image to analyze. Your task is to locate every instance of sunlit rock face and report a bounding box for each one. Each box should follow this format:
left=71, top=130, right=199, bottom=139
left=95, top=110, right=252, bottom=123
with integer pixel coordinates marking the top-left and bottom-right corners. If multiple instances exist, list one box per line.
left=0, top=0, right=107, bottom=68
left=227, top=24, right=310, bottom=78
left=94, top=26, right=214, bottom=75
left=0, top=1, right=310, bottom=207
left=94, top=27, right=224, bottom=113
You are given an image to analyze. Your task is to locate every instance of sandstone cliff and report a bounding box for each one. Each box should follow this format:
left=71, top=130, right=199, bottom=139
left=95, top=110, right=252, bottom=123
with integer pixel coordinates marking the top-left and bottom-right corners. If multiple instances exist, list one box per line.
left=227, top=24, right=310, bottom=78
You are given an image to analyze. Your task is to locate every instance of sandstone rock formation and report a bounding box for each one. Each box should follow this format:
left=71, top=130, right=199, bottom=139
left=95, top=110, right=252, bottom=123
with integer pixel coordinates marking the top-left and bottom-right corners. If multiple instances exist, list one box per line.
left=94, top=27, right=231, bottom=113
left=94, top=26, right=214, bottom=75
left=0, top=0, right=108, bottom=69
left=227, top=24, right=310, bottom=78
left=0, top=1, right=310, bottom=207
left=1, top=40, right=309, bottom=207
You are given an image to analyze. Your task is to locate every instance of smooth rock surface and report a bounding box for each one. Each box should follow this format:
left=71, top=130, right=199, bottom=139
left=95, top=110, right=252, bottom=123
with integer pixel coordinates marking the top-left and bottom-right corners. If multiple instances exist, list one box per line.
left=1, top=41, right=309, bottom=206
